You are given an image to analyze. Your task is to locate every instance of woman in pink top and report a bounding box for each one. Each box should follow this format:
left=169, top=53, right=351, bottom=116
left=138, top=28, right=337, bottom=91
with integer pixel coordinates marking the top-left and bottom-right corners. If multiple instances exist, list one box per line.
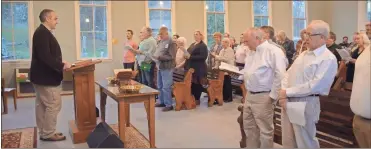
left=123, top=30, right=138, bottom=70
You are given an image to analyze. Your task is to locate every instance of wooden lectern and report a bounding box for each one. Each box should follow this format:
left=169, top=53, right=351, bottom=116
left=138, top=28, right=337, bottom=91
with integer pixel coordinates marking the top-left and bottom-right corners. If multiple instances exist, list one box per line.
left=66, top=59, right=102, bottom=144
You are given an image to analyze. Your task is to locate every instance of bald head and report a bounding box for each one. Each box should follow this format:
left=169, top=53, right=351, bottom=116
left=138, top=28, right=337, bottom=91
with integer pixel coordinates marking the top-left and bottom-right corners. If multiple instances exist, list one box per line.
left=243, top=28, right=264, bottom=51
left=140, top=26, right=152, bottom=40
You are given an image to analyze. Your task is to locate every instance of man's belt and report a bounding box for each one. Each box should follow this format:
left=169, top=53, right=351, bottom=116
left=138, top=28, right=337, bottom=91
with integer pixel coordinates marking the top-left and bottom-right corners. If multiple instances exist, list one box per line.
left=249, top=91, right=270, bottom=94
left=308, top=94, right=320, bottom=97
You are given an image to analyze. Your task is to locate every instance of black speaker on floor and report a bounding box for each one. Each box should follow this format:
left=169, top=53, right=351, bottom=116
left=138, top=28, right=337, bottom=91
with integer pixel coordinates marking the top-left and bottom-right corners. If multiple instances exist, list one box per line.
left=86, top=122, right=124, bottom=148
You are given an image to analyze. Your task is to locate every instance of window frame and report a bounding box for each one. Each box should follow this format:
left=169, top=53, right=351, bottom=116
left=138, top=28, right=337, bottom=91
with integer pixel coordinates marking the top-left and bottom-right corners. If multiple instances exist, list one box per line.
left=74, top=1, right=113, bottom=61
left=145, top=1, right=176, bottom=36
left=203, top=0, right=229, bottom=46
left=1, top=1, right=34, bottom=62
left=291, top=0, right=308, bottom=42
left=251, top=0, right=272, bottom=27
left=368, top=0, right=371, bottom=21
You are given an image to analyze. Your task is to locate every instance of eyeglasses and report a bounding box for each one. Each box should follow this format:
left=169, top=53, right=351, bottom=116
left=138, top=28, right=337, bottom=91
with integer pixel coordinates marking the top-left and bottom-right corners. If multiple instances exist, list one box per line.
left=303, top=33, right=323, bottom=39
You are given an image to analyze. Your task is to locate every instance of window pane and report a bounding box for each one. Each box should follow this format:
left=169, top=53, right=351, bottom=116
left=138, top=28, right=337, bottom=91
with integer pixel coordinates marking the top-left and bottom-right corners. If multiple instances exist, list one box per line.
left=207, top=13, right=216, bottom=35
left=94, top=6, right=106, bottom=31
left=79, top=0, right=92, bottom=4
left=254, top=17, right=262, bottom=27
left=162, top=1, right=171, bottom=9
left=214, top=1, right=224, bottom=12
left=215, top=14, right=225, bottom=33
left=149, top=10, right=161, bottom=34
left=368, top=0, right=371, bottom=21
left=206, top=1, right=215, bottom=12
left=207, top=35, right=214, bottom=48
left=80, top=32, right=94, bottom=58
left=292, top=1, right=305, bottom=18
left=93, top=1, right=106, bottom=5
left=13, top=2, right=30, bottom=59
left=162, top=10, right=171, bottom=29
left=95, top=32, right=108, bottom=58
left=80, top=6, right=94, bottom=32
left=254, top=0, right=268, bottom=16
left=148, top=1, right=159, bottom=9
left=293, top=19, right=306, bottom=40
left=1, top=2, right=14, bottom=60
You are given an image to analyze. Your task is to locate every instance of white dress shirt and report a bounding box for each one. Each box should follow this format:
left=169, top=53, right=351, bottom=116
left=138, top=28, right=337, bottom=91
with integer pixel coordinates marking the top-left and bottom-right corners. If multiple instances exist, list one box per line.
left=350, top=47, right=370, bottom=119
left=235, top=44, right=249, bottom=64
left=282, top=44, right=338, bottom=97
left=240, top=41, right=287, bottom=100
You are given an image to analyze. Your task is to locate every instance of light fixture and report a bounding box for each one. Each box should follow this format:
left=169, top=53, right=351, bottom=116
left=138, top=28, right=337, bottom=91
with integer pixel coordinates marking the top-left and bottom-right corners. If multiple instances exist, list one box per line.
left=159, top=1, right=163, bottom=5
left=85, top=18, right=90, bottom=23
left=162, top=24, right=165, bottom=27
left=205, top=5, right=209, bottom=10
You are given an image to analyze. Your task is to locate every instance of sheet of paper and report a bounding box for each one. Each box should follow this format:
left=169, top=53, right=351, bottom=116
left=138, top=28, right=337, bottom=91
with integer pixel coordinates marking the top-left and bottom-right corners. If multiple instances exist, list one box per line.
left=336, top=48, right=352, bottom=61
left=286, top=102, right=306, bottom=126
left=219, top=62, right=244, bottom=75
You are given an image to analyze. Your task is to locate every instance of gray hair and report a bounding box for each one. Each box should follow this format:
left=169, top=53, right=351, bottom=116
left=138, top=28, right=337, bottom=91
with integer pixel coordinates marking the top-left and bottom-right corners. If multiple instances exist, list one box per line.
left=308, top=20, right=330, bottom=39
left=177, top=37, right=187, bottom=46
left=143, top=26, right=153, bottom=36
left=222, top=37, right=231, bottom=46
left=246, top=27, right=264, bottom=40
left=359, top=32, right=371, bottom=47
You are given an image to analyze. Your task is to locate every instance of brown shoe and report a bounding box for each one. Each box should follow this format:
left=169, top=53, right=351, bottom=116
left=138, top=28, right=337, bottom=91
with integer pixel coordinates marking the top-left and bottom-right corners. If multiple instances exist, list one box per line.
left=41, top=133, right=66, bottom=141
left=162, top=106, right=174, bottom=112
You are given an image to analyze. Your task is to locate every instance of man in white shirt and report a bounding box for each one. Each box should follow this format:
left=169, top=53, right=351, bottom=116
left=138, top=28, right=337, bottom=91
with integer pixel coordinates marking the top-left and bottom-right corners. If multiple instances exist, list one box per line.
left=350, top=44, right=370, bottom=148
left=235, top=33, right=249, bottom=68
left=240, top=28, right=287, bottom=148
left=278, top=20, right=338, bottom=148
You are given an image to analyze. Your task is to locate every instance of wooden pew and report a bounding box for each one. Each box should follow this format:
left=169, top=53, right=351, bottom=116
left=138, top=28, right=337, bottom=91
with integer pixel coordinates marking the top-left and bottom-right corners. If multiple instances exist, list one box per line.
left=206, top=70, right=225, bottom=107
left=172, top=69, right=196, bottom=111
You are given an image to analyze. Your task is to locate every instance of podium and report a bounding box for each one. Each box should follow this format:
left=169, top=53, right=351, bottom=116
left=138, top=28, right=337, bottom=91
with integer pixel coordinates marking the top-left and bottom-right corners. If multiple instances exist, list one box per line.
left=66, top=59, right=102, bottom=144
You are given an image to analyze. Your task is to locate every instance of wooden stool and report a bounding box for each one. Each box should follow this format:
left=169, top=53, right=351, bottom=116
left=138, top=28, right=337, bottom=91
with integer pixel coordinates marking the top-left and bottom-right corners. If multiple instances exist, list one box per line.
left=2, top=78, right=17, bottom=114
left=207, top=70, right=225, bottom=107
left=173, top=68, right=196, bottom=111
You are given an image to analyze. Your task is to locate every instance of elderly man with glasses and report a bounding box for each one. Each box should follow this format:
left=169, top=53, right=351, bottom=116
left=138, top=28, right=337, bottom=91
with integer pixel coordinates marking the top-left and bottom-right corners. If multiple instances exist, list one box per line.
left=279, top=20, right=338, bottom=148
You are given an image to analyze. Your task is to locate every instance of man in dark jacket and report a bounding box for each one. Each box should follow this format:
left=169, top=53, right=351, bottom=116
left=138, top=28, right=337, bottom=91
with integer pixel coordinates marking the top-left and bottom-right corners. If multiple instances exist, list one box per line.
left=30, top=9, right=70, bottom=141
left=153, top=26, right=177, bottom=112
left=326, top=31, right=342, bottom=65
left=277, top=30, right=296, bottom=65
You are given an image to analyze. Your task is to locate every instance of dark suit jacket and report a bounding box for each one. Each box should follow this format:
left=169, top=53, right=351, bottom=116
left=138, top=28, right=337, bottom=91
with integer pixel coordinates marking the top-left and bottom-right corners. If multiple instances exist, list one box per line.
left=184, top=41, right=208, bottom=83
left=30, top=24, right=64, bottom=86
left=327, top=43, right=342, bottom=64
left=280, top=37, right=295, bottom=64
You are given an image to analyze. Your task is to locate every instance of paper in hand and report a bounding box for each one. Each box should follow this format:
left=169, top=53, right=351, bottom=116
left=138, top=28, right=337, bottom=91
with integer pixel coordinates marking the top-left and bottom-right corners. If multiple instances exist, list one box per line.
left=124, top=45, right=134, bottom=51
left=219, top=62, right=244, bottom=75
left=286, top=102, right=306, bottom=126
left=336, top=48, right=352, bottom=61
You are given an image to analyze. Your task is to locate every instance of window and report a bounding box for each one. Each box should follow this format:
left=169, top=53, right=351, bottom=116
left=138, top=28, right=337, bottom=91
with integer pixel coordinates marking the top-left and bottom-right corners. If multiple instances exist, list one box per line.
left=253, top=0, right=270, bottom=27
left=368, top=0, right=371, bottom=21
left=147, top=1, right=174, bottom=37
left=75, top=1, right=112, bottom=59
left=1, top=1, right=33, bottom=61
left=205, top=0, right=228, bottom=47
left=292, top=0, right=307, bottom=43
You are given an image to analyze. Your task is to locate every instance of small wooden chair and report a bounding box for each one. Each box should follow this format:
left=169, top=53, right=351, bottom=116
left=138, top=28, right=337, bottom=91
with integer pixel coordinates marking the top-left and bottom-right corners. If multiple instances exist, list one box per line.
left=207, top=70, right=225, bottom=107
left=2, top=78, right=17, bottom=114
left=173, top=68, right=196, bottom=111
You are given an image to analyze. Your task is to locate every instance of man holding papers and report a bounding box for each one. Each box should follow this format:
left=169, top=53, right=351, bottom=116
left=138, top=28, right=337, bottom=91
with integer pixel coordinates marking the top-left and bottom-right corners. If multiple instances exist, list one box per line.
left=278, top=20, right=338, bottom=148
left=238, top=28, right=287, bottom=148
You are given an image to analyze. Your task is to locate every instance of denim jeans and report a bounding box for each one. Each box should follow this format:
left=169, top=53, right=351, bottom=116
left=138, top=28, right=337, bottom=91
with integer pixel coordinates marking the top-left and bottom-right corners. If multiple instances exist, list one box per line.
left=157, top=69, right=174, bottom=107
left=140, top=62, right=155, bottom=88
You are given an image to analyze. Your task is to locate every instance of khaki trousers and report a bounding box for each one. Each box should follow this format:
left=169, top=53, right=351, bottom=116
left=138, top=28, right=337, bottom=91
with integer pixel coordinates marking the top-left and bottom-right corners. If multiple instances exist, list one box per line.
left=243, top=92, right=274, bottom=148
left=33, top=84, right=62, bottom=139
left=281, top=97, right=320, bottom=148
left=353, top=115, right=371, bottom=148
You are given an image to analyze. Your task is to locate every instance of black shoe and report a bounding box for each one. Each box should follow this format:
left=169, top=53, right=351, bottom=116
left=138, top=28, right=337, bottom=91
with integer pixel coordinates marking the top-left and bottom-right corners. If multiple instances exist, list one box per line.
left=155, top=103, right=166, bottom=107
left=213, top=101, right=219, bottom=105
left=162, top=106, right=174, bottom=112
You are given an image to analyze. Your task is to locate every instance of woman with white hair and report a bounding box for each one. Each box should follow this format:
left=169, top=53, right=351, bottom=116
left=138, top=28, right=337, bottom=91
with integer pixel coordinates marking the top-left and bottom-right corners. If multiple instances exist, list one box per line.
left=210, top=38, right=235, bottom=103
left=346, top=32, right=370, bottom=82
left=175, top=37, right=189, bottom=70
